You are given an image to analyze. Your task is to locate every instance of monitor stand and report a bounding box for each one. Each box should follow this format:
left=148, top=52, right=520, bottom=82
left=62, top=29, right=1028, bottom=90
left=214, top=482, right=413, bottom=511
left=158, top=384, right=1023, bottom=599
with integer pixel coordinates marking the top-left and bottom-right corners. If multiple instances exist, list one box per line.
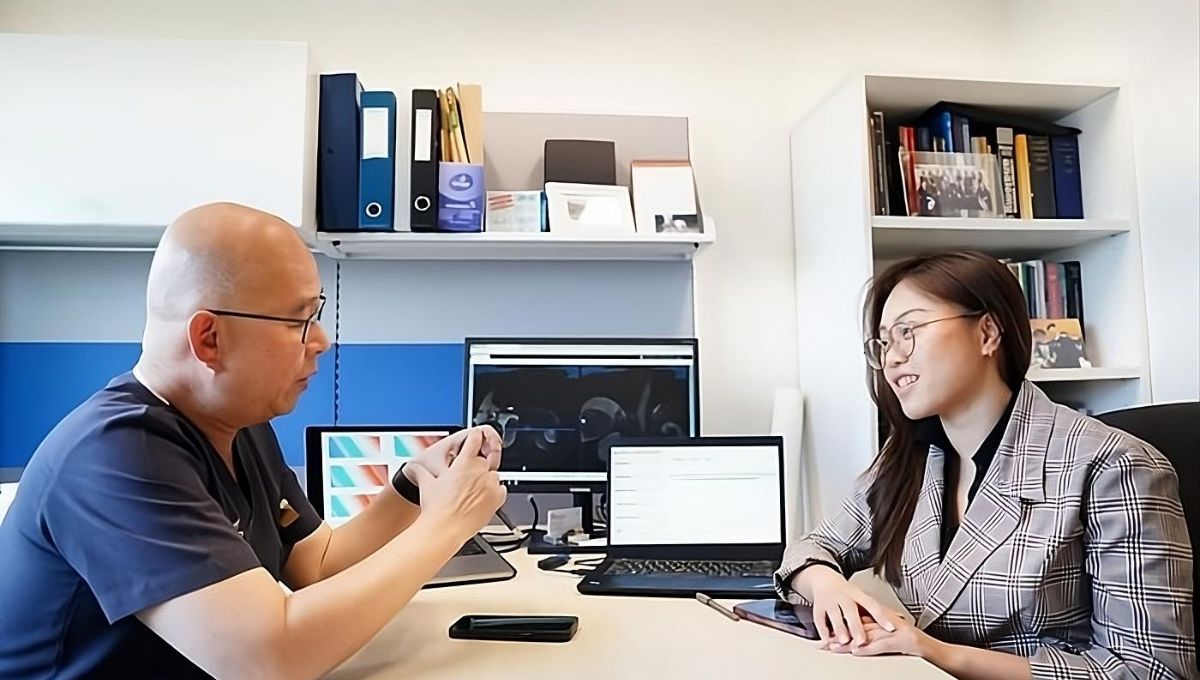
left=527, top=490, right=608, bottom=554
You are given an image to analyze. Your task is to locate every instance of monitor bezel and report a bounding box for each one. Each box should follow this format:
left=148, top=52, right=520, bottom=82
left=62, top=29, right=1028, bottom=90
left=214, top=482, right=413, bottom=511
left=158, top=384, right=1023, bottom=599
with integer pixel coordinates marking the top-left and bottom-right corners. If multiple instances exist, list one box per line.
left=462, top=337, right=701, bottom=493
left=601, top=435, right=786, bottom=560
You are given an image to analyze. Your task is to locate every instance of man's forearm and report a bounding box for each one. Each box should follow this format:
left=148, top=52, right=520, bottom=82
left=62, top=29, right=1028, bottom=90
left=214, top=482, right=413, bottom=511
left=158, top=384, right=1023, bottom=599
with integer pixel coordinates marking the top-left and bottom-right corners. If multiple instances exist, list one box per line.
left=319, top=486, right=421, bottom=579
left=276, top=517, right=463, bottom=678
left=927, top=640, right=1031, bottom=680
left=140, top=516, right=465, bottom=680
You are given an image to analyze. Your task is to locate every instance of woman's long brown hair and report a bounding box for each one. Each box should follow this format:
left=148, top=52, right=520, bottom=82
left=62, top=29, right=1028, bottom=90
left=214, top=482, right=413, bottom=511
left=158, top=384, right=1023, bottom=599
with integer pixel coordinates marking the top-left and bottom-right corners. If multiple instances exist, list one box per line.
left=863, top=251, right=1031, bottom=586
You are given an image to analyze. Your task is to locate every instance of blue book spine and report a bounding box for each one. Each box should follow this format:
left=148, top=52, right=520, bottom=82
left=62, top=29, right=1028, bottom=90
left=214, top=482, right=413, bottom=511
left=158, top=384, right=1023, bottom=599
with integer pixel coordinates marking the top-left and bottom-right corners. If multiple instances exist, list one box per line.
left=317, top=73, right=363, bottom=232
left=941, top=111, right=955, bottom=152
left=1050, top=135, right=1084, bottom=219
left=358, top=91, right=397, bottom=231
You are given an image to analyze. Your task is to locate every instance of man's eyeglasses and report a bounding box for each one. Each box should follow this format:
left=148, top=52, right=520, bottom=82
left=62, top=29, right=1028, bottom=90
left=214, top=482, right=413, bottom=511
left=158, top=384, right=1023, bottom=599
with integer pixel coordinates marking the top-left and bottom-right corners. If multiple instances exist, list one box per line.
left=207, top=294, right=326, bottom=344
left=864, top=311, right=984, bottom=370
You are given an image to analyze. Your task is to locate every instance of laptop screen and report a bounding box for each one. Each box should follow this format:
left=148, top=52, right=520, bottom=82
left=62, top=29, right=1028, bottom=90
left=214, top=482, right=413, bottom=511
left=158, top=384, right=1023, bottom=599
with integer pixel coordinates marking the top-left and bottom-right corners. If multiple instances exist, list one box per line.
left=607, top=441, right=783, bottom=546
left=316, top=429, right=450, bottom=526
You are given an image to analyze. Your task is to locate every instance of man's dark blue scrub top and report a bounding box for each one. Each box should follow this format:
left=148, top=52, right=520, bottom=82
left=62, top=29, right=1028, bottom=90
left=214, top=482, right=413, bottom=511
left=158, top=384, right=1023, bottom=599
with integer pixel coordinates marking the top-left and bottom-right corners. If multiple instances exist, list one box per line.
left=0, top=373, right=322, bottom=678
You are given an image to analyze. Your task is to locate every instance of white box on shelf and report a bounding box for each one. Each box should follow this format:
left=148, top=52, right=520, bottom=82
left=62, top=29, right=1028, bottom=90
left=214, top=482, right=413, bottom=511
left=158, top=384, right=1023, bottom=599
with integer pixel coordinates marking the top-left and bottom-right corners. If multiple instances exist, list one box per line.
left=485, top=191, right=544, bottom=233
left=545, top=183, right=635, bottom=236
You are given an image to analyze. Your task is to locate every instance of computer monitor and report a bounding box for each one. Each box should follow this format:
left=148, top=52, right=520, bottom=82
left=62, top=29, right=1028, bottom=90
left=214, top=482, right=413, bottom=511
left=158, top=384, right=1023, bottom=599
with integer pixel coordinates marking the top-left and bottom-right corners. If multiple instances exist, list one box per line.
left=304, top=425, right=457, bottom=524
left=463, top=338, right=700, bottom=495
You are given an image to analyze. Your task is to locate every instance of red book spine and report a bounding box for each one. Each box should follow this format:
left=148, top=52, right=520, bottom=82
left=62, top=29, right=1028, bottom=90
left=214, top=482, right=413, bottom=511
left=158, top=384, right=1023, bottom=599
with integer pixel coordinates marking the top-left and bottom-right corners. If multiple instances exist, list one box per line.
left=1045, top=262, right=1064, bottom=319
left=900, top=126, right=918, bottom=216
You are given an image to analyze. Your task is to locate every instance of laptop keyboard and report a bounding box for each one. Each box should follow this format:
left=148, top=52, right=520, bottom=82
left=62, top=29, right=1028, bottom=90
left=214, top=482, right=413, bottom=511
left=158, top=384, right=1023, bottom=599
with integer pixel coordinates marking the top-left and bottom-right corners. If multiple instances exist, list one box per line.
left=605, top=558, right=776, bottom=578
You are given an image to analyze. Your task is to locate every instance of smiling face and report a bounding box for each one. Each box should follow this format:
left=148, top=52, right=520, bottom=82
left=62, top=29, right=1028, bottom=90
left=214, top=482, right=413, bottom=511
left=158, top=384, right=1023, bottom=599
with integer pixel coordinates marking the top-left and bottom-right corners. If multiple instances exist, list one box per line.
left=877, top=279, right=999, bottom=421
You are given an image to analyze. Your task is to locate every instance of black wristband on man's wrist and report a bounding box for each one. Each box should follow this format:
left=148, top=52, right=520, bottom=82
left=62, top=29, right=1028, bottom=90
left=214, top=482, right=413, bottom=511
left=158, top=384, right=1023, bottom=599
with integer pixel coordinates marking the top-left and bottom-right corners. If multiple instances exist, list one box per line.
left=392, top=463, right=421, bottom=506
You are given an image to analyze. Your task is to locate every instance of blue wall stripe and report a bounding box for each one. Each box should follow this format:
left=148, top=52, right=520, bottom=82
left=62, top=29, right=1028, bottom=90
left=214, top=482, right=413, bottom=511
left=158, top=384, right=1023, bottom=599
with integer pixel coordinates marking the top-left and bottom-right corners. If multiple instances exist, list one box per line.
left=1, top=342, right=335, bottom=468
left=0, top=343, right=141, bottom=468
left=273, top=351, right=336, bottom=466
left=334, top=343, right=464, bottom=427
left=0, top=342, right=468, bottom=469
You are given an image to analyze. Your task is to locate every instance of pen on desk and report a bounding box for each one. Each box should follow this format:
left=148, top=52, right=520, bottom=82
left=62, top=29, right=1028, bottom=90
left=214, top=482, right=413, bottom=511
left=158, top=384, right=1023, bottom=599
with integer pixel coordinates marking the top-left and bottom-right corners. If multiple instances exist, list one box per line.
left=695, top=592, right=740, bottom=621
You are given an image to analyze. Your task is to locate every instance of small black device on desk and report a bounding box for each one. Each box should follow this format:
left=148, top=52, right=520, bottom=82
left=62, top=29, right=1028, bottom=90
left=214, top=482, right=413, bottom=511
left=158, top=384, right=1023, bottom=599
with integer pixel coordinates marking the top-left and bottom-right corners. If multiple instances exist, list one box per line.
left=448, top=615, right=579, bottom=643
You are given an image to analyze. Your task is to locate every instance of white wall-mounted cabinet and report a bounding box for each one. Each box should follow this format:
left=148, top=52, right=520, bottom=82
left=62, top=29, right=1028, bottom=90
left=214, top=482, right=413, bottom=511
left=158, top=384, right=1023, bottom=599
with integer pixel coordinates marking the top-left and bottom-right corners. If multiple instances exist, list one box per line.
left=0, top=34, right=310, bottom=246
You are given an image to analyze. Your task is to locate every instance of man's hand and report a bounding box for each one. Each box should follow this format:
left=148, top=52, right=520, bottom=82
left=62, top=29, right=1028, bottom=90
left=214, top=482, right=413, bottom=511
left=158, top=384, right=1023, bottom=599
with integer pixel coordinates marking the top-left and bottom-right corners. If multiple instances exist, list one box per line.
left=402, top=425, right=502, bottom=487
left=407, top=439, right=507, bottom=540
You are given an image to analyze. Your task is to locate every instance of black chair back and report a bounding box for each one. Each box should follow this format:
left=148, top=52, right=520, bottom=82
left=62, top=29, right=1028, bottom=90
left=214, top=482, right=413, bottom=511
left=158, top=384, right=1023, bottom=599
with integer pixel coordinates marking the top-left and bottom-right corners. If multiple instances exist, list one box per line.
left=1097, top=401, right=1200, bottom=664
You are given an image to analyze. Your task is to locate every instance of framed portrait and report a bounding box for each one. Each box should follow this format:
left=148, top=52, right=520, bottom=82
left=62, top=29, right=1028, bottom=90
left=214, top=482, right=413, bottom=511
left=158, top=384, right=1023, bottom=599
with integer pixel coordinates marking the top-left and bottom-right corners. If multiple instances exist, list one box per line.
left=901, top=151, right=1003, bottom=218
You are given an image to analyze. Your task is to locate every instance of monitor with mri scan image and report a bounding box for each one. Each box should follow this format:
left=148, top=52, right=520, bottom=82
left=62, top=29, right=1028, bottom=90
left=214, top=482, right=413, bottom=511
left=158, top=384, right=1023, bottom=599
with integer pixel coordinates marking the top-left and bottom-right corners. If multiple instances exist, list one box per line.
left=463, top=338, right=700, bottom=494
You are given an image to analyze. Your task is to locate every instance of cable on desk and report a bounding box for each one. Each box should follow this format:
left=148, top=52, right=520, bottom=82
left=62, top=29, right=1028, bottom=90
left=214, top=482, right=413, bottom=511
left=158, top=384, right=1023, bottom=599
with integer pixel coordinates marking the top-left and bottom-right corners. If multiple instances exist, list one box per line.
left=488, top=495, right=539, bottom=554
left=544, top=568, right=593, bottom=577
left=597, top=491, right=609, bottom=526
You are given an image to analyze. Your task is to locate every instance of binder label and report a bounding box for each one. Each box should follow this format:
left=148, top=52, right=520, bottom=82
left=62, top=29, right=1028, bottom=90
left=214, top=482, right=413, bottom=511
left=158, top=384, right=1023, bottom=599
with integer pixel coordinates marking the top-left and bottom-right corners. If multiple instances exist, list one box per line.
left=362, top=107, right=390, bottom=159
left=414, top=109, right=433, bottom=162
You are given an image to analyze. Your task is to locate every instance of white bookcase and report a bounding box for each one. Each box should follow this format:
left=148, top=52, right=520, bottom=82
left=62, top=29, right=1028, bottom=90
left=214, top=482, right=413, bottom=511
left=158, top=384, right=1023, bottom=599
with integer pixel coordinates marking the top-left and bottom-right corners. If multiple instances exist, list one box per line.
left=790, top=74, right=1152, bottom=523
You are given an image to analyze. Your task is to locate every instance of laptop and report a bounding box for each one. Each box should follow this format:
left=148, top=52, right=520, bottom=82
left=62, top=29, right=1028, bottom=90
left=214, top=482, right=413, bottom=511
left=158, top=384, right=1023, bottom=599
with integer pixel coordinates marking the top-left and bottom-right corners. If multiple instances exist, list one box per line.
left=304, top=425, right=515, bottom=588
left=577, top=436, right=785, bottom=599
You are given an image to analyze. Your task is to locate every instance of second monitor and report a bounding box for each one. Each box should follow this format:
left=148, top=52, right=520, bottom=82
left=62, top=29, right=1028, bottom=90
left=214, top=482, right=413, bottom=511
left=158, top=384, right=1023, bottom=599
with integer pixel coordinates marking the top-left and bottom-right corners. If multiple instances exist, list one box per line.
left=465, top=338, right=700, bottom=493
left=465, top=338, right=699, bottom=550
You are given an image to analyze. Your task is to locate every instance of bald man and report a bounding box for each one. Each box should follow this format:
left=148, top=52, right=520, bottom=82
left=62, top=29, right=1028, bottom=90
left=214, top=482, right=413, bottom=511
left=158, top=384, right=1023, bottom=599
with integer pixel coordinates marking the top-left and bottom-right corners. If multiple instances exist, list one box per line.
left=0, top=203, right=507, bottom=679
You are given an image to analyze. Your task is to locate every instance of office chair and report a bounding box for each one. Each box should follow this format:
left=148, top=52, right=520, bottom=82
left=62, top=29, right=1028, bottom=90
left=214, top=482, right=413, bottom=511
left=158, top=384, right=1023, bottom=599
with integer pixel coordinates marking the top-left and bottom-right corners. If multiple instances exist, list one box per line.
left=1096, top=400, right=1200, bottom=666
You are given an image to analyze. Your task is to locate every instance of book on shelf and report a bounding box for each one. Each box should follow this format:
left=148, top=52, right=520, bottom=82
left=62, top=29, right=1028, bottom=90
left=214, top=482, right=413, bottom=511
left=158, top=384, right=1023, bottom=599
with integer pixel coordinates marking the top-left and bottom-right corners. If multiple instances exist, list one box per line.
left=995, top=127, right=1019, bottom=218
left=1004, top=257, right=1086, bottom=338
left=869, top=102, right=1084, bottom=220
left=1026, top=134, right=1057, bottom=219
left=1015, top=134, right=1034, bottom=219
left=869, top=111, right=889, bottom=216
left=1050, top=135, right=1084, bottom=218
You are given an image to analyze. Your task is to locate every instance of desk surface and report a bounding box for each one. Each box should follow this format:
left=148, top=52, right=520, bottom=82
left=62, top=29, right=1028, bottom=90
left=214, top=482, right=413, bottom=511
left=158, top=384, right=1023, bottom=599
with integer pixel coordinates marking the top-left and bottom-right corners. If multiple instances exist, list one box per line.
left=330, top=549, right=951, bottom=679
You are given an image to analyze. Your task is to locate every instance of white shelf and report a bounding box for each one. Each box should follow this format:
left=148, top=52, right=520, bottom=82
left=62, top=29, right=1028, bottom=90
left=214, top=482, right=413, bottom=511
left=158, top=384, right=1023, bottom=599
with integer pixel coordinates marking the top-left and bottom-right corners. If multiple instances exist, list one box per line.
left=0, top=222, right=165, bottom=252
left=311, top=230, right=715, bottom=261
left=871, top=217, right=1130, bottom=259
left=864, top=75, right=1117, bottom=119
left=1027, top=367, right=1142, bottom=383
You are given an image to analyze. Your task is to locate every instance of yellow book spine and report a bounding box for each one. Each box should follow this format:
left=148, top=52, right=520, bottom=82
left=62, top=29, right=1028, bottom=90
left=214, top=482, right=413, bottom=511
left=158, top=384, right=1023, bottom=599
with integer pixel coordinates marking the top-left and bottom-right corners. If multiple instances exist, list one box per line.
left=1015, top=134, right=1033, bottom=219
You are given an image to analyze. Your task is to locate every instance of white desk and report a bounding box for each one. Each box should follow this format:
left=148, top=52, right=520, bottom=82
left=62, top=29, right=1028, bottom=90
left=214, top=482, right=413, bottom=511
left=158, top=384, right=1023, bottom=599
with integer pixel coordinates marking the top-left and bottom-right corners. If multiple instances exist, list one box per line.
left=330, top=549, right=951, bottom=679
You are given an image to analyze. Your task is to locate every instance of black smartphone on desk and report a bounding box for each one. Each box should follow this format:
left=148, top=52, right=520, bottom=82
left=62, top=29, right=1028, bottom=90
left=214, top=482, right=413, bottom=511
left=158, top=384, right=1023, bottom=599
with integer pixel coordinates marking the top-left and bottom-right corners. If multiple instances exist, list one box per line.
left=449, top=615, right=579, bottom=643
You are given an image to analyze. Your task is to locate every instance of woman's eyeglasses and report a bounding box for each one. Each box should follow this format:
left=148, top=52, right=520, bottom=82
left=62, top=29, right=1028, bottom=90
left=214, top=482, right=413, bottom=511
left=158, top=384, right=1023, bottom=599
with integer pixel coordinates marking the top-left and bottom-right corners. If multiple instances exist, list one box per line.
left=864, top=311, right=984, bottom=370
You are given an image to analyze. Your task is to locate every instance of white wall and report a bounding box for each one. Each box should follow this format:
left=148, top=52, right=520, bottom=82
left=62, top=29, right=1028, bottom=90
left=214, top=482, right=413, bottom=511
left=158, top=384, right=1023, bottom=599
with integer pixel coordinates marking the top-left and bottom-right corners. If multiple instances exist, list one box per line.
left=1126, top=0, right=1200, bottom=402
left=2, top=0, right=1195, bottom=446
left=999, top=0, right=1200, bottom=402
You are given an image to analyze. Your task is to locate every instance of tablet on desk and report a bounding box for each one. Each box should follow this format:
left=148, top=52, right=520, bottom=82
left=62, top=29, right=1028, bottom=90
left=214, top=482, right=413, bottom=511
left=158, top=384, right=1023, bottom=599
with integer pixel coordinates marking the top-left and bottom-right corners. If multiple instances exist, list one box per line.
left=733, top=600, right=820, bottom=640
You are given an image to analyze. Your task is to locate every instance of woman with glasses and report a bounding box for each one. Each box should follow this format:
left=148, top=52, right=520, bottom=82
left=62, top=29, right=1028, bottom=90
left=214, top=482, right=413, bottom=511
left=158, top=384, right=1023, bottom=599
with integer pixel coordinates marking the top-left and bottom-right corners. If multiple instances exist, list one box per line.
left=775, top=251, right=1193, bottom=679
